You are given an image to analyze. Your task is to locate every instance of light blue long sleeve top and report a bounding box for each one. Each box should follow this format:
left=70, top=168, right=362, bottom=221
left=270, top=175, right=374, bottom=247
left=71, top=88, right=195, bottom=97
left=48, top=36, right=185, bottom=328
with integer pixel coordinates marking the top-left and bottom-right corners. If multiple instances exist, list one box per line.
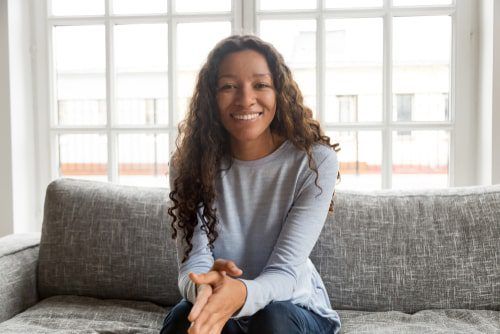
left=170, top=140, right=341, bottom=332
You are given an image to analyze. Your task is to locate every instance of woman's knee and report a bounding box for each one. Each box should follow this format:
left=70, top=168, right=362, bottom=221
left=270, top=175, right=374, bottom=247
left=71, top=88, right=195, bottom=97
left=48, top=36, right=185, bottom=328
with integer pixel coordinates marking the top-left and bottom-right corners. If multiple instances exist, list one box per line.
left=160, top=300, right=193, bottom=334
left=247, top=301, right=301, bottom=334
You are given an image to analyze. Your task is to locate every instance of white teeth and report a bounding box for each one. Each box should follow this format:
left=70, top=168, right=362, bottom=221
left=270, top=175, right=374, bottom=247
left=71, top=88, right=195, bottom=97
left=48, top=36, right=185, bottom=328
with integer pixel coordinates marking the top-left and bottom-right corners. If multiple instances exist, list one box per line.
left=233, top=113, right=261, bottom=120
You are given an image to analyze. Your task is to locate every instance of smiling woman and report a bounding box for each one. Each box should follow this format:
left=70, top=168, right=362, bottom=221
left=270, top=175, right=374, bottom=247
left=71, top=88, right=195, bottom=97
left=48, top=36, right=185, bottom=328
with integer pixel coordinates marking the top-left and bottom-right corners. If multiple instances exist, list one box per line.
left=163, top=35, right=341, bottom=334
left=216, top=50, right=280, bottom=161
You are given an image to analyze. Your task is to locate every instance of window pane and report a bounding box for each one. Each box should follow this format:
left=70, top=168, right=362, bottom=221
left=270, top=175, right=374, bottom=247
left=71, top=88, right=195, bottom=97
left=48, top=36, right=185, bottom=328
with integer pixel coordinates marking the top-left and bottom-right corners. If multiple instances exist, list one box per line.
left=259, top=0, right=316, bottom=11
left=115, top=24, right=168, bottom=125
left=113, top=0, right=168, bottom=14
left=118, top=133, right=169, bottom=187
left=325, top=0, right=382, bottom=8
left=325, top=18, right=383, bottom=123
left=327, top=131, right=382, bottom=190
left=176, top=22, right=231, bottom=123
left=393, top=0, right=453, bottom=6
left=51, top=0, right=104, bottom=16
left=392, top=130, right=449, bottom=189
left=260, top=20, right=316, bottom=114
left=58, top=134, right=108, bottom=181
left=393, top=16, right=451, bottom=122
left=175, top=0, right=231, bottom=12
left=53, top=26, right=106, bottom=125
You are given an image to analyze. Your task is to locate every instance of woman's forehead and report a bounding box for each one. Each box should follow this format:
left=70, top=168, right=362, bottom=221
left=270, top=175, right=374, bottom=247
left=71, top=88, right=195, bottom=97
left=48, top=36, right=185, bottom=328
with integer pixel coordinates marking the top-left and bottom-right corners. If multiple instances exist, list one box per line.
left=217, top=50, right=272, bottom=78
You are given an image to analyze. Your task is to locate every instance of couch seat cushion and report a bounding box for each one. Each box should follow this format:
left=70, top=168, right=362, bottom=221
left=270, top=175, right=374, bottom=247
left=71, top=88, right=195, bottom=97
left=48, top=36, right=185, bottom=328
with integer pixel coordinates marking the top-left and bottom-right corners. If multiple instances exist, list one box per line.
left=0, top=295, right=169, bottom=333
left=338, top=309, right=500, bottom=333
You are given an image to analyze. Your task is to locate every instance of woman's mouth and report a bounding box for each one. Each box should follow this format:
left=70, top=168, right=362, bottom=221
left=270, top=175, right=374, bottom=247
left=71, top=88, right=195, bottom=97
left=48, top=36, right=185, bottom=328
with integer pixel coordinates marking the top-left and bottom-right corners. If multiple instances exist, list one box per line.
left=231, top=112, right=263, bottom=121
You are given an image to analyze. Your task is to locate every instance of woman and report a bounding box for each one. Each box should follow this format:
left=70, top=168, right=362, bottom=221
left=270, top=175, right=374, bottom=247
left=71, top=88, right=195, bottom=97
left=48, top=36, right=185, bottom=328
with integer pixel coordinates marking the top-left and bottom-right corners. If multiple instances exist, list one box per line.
left=161, top=35, right=341, bottom=334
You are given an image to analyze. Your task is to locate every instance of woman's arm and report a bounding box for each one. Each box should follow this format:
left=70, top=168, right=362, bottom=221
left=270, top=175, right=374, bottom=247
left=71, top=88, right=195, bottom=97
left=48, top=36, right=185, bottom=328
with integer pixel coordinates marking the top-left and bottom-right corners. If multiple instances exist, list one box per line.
left=232, top=149, right=338, bottom=318
left=169, top=165, right=215, bottom=304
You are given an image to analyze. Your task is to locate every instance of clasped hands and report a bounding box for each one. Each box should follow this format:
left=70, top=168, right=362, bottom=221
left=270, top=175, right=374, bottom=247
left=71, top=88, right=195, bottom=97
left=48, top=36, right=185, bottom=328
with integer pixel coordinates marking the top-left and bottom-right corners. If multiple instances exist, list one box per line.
left=187, top=259, right=247, bottom=334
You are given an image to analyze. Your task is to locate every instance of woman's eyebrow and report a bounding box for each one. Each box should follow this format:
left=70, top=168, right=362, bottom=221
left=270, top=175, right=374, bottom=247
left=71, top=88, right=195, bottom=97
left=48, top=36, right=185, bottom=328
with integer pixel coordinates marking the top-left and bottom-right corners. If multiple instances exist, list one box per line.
left=217, top=73, right=272, bottom=80
left=253, top=73, right=272, bottom=78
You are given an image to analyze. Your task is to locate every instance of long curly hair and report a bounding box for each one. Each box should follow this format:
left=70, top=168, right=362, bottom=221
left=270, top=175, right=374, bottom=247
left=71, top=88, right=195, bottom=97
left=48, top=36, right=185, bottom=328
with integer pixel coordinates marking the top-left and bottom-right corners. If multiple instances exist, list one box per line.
left=168, top=35, right=340, bottom=263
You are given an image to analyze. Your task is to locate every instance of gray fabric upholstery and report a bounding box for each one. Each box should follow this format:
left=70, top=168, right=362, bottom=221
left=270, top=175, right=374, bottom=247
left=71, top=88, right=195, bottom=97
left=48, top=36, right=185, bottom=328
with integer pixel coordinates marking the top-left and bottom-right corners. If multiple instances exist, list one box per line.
left=0, top=295, right=168, bottom=333
left=37, top=179, right=181, bottom=306
left=0, top=233, right=40, bottom=322
left=1, top=179, right=498, bottom=333
left=0, top=295, right=497, bottom=334
left=311, top=185, right=500, bottom=313
left=0, top=233, right=40, bottom=257
left=337, top=309, right=500, bottom=333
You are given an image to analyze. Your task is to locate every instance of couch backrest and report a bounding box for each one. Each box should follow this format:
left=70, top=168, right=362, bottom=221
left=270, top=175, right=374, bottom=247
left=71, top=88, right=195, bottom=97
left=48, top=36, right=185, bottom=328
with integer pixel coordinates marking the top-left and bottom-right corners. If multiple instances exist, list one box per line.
left=310, top=185, right=500, bottom=313
left=39, top=179, right=500, bottom=312
left=38, top=179, right=181, bottom=306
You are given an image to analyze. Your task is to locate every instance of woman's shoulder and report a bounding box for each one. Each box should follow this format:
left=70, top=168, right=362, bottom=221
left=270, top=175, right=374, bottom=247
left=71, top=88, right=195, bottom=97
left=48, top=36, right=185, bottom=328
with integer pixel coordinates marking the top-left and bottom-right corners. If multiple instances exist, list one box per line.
left=288, top=141, right=338, bottom=167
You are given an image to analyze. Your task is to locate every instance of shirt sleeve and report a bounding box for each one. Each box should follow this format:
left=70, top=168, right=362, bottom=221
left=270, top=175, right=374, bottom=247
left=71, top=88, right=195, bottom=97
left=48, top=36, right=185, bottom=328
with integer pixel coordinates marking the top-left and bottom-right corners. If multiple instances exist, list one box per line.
left=169, top=162, right=214, bottom=304
left=231, top=149, right=338, bottom=318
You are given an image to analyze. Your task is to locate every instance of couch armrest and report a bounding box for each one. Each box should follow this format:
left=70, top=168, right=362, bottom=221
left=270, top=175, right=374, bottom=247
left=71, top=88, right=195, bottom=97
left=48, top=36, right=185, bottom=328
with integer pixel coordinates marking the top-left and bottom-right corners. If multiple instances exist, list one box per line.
left=0, top=233, right=41, bottom=322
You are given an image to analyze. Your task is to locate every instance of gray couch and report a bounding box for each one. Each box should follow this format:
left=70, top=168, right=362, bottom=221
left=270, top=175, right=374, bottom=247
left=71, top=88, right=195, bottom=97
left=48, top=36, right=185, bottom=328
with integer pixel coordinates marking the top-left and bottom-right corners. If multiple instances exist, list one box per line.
left=0, top=178, right=498, bottom=333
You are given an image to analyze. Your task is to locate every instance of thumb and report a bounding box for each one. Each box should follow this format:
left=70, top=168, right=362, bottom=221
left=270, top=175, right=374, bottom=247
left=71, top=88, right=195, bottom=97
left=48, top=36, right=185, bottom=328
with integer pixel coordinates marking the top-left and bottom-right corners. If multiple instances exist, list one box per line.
left=212, top=259, right=243, bottom=277
left=189, top=271, right=224, bottom=285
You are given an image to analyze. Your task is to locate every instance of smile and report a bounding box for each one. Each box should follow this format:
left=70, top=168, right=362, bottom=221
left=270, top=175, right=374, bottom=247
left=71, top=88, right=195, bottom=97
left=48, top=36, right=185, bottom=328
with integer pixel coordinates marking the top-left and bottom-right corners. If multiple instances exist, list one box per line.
left=231, top=112, right=263, bottom=121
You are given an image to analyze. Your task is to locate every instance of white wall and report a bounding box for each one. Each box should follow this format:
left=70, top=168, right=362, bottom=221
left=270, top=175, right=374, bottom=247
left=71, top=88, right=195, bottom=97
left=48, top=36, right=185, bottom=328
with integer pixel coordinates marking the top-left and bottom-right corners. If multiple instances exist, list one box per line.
left=0, top=0, right=14, bottom=237
left=477, top=0, right=500, bottom=185
left=453, top=0, right=478, bottom=186
left=0, top=0, right=38, bottom=237
left=492, top=0, right=500, bottom=184
left=8, top=0, right=37, bottom=233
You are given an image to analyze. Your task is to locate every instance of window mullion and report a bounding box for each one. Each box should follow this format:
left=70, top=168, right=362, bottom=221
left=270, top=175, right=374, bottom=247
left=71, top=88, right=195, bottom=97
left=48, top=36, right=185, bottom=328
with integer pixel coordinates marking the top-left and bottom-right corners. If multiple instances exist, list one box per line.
left=232, top=0, right=243, bottom=34
left=47, top=22, right=59, bottom=180
left=105, top=0, right=117, bottom=183
left=242, top=0, right=255, bottom=34
left=448, top=9, right=457, bottom=187
left=382, top=0, right=392, bottom=189
left=317, top=0, right=325, bottom=125
left=168, top=0, right=176, bottom=156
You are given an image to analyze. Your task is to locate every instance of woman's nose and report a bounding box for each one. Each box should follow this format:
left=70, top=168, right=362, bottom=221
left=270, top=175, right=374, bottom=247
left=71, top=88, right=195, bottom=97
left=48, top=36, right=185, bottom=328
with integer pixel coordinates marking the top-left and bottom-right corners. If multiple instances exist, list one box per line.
left=235, top=85, right=256, bottom=107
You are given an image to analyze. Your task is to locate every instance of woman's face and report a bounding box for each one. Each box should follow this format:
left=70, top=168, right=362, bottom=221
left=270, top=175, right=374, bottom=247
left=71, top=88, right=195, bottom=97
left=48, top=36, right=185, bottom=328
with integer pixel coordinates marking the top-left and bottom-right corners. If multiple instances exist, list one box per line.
left=216, top=49, right=277, bottom=148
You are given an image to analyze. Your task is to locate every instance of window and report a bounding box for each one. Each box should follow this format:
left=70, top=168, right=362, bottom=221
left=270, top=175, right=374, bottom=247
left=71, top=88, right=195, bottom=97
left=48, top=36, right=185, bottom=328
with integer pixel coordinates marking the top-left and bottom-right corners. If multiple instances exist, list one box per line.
left=396, top=94, right=413, bottom=136
left=44, top=0, right=232, bottom=187
left=337, top=95, right=358, bottom=123
left=35, top=0, right=471, bottom=190
left=257, top=0, right=455, bottom=189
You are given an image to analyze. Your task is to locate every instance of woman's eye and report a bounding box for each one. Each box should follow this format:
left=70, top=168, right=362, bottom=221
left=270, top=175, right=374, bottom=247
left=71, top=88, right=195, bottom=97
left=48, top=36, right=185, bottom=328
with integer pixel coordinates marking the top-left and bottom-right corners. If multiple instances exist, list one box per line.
left=255, top=82, right=271, bottom=89
left=219, top=83, right=236, bottom=90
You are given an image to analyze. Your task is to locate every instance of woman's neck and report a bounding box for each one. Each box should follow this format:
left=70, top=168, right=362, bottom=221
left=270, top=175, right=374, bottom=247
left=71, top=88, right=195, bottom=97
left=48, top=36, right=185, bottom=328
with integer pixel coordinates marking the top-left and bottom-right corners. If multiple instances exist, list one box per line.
left=230, top=132, right=285, bottom=161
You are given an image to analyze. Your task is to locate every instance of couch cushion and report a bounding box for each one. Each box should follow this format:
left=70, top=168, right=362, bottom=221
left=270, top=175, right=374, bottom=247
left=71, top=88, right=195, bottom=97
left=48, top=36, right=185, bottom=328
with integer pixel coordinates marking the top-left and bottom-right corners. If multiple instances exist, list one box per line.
left=311, top=185, right=500, bottom=313
left=0, top=234, right=40, bottom=322
left=337, top=309, right=500, bottom=334
left=37, top=179, right=180, bottom=306
left=0, top=295, right=168, bottom=333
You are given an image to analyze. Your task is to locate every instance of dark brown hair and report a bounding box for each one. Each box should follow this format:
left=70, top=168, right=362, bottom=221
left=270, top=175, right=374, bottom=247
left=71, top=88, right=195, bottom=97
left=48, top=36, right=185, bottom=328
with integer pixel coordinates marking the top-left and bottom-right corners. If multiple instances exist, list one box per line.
left=168, top=35, right=340, bottom=263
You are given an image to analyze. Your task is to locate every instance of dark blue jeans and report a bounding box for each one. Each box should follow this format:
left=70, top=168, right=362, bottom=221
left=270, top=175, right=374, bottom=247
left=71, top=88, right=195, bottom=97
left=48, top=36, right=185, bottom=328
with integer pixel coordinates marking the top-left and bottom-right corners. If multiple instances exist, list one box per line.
left=160, top=299, right=337, bottom=334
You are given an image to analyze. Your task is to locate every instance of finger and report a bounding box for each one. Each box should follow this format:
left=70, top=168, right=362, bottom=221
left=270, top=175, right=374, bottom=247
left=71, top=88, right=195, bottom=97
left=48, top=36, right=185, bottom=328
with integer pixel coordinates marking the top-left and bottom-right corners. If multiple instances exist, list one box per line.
left=188, top=321, right=195, bottom=334
left=188, top=285, right=212, bottom=322
left=212, top=259, right=243, bottom=277
left=198, top=310, right=223, bottom=334
left=190, top=307, right=212, bottom=334
left=189, top=271, right=224, bottom=285
left=208, top=321, right=225, bottom=334
left=212, top=259, right=243, bottom=276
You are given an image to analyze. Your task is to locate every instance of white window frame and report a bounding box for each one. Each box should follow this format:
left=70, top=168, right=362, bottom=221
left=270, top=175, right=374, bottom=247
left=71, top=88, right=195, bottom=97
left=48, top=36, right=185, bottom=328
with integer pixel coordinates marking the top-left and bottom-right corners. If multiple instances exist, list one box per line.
left=253, top=0, right=475, bottom=189
left=35, top=0, right=238, bottom=186
left=31, top=0, right=476, bottom=222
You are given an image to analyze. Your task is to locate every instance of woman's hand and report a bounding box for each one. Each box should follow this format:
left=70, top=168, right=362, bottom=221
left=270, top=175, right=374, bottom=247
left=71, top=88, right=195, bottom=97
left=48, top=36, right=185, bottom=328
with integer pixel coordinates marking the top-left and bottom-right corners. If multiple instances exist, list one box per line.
left=187, top=261, right=247, bottom=334
left=188, top=259, right=243, bottom=323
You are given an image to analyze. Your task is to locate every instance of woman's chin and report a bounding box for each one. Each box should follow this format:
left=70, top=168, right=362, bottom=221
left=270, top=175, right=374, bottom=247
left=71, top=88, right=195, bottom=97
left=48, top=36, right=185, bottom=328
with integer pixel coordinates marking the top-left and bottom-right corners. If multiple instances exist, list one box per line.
left=229, top=131, right=271, bottom=145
